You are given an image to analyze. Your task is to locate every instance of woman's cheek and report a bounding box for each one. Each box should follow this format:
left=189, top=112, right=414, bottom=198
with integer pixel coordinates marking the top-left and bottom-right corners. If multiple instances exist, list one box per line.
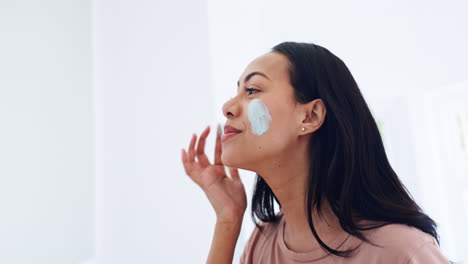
left=247, top=98, right=272, bottom=136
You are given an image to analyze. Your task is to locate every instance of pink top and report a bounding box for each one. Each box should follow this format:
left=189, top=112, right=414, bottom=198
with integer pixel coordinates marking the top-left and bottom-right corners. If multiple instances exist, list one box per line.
left=240, top=214, right=449, bottom=264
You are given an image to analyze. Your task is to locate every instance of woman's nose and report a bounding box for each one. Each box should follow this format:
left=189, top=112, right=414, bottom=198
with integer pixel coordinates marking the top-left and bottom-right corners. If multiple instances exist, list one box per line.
left=222, top=96, right=240, bottom=119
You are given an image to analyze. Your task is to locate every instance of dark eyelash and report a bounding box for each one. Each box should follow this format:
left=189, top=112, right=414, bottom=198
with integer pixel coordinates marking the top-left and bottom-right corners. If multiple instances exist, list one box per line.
left=245, top=88, right=259, bottom=95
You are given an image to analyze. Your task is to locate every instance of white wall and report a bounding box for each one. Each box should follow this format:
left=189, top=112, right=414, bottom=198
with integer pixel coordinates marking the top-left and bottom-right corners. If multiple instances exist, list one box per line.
left=93, top=1, right=215, bottom=263
left=407, top=82, right=468, bottom=260
left=0, top=1, right=94, bottom=263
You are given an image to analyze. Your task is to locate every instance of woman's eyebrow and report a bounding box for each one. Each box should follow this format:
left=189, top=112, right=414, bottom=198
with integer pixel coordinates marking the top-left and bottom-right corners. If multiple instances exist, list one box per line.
left=237, top=71, right=270, bottom=88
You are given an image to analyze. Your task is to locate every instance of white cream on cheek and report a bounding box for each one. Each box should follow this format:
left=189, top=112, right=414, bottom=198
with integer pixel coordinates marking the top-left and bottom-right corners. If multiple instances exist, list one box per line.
left=247, top=98, right=272, bottom=135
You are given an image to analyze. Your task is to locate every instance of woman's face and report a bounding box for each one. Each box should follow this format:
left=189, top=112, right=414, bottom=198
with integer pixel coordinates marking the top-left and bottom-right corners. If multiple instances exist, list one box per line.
left=221, top=52, right=308, bottom=171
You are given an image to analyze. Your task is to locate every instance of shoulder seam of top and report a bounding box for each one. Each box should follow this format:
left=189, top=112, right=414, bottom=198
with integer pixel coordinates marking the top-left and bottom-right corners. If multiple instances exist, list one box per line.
left=402, top=240, right=437, bottom=264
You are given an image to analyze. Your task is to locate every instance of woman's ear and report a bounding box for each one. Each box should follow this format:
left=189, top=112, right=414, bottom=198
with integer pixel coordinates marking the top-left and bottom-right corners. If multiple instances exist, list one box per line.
left=298, top=99, right=326, bottom=135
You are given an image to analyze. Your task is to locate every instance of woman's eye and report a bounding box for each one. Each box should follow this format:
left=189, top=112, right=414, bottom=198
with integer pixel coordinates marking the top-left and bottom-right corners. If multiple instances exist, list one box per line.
left=245, top=88, right=259, bottom=95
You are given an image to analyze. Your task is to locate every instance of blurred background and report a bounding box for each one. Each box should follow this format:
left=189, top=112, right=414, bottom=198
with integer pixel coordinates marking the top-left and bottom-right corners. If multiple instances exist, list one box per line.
left=1, top=0, right=467, bottom=263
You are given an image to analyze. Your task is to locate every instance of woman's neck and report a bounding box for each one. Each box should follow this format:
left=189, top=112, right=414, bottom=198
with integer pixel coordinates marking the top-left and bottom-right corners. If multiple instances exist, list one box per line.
left=255, top=144, right=345, bottom=252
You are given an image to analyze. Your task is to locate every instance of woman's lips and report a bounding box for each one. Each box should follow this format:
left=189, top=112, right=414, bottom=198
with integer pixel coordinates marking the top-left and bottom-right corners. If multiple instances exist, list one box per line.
left=221, top=132, right=241, bottom=143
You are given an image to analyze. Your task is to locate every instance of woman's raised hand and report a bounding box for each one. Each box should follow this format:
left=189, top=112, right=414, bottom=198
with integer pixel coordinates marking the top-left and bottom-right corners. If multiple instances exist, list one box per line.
left=181, top=125, right=247, bottom=224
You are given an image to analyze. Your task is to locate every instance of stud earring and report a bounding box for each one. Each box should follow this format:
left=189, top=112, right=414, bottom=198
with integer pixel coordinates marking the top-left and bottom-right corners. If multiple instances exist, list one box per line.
left=301, top=127, right=305, bottom=131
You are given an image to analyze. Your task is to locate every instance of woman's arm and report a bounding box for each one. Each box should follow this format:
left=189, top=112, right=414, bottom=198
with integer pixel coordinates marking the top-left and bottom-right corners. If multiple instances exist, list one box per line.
left=207, top=220, right=242, bottom=264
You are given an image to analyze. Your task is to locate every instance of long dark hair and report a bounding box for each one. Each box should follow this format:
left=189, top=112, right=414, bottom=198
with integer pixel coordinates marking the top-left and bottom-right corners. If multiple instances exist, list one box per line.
left=250, top=41, right=439, bottom=257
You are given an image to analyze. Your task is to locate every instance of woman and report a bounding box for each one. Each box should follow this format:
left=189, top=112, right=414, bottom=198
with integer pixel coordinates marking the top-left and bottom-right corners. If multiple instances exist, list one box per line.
left=181, top=42, right=450, bottom=263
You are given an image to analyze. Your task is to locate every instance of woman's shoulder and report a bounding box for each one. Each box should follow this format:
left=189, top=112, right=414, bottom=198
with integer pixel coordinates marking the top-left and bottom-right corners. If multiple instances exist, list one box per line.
left=353, top=220, right=447, bottom=263
left=359, top=221, right=437, bottom=247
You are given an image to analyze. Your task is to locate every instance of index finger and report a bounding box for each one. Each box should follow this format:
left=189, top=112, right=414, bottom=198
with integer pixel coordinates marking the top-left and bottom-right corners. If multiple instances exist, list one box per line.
left=214, top=123, right=222, bottom=165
